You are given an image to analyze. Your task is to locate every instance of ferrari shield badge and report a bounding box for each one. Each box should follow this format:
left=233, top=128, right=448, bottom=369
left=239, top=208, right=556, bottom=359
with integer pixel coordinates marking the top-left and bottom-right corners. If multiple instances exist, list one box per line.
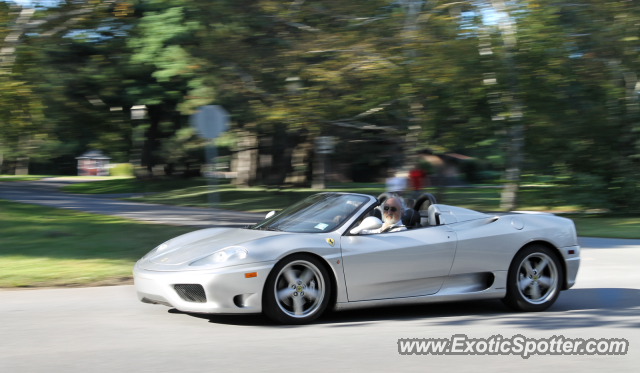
left=326, top=238, right=335, bottom=247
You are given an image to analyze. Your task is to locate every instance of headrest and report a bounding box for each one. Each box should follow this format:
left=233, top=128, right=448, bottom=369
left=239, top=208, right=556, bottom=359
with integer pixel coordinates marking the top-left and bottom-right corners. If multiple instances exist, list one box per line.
left=414, top=193, right=437, bottom=211
left=401, top=209, right=421, bottom=227
left=427, top=205, right=440, bottom=226
left=368, top=208, right=382, bottom=220
left=376, top=192, right=395, bottom=205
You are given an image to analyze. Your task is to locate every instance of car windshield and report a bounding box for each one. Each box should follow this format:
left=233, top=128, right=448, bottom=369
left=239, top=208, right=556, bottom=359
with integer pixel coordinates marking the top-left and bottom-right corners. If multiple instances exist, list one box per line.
left=251, top=194, right=370, bottom=233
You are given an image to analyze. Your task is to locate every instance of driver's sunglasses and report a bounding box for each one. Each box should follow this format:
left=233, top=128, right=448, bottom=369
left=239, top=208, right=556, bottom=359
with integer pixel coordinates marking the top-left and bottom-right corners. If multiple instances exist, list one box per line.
left=383, top=206, right=398, bottom=212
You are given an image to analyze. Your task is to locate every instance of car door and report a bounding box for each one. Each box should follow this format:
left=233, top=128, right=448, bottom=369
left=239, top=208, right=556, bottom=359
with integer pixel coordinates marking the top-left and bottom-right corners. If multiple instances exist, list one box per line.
left=340, top=226, right=457, bottom=301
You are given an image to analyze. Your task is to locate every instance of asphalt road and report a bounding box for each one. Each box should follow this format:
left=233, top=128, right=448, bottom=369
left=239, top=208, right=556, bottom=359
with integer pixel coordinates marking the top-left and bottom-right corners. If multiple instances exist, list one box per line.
left=2, top=239, right=639, bottom=372
left=0, top=178, right=264, bottom=227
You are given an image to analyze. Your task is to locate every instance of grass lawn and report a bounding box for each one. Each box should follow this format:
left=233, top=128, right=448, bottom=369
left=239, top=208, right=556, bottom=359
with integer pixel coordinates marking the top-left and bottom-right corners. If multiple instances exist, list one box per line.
left=126, top=184, right=388, bottom=212
left=58, top=178, right=640, bottom=240
left=566, top=215, right=640, bottom=240
left=0, top=175, right=53, bottom=182
left=62, top=177, right=581, bottom=212
left=61, top=176, right=208, bottom=194
left=120, top=184, right=572, bottom=213
left=0, top=199, right=197, bottom=288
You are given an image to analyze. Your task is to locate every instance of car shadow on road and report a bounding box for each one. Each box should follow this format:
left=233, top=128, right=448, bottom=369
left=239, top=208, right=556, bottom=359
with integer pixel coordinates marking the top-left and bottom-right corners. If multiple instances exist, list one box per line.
left=172, top=288, right=640, bottom=328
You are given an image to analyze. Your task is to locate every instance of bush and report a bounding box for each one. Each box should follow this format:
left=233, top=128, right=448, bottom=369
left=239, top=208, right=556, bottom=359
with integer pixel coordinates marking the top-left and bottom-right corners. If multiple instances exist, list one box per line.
left=109, top=163, right=134, bottom=177
left=460, top=159, right=498, bottom=184
left=520, top=171, right=610, bottom=211
left=608, top=176, right=640, bottom=212
left=418, top=160, right=434, bottom=175
left=550, top=173, right=609, bottom=210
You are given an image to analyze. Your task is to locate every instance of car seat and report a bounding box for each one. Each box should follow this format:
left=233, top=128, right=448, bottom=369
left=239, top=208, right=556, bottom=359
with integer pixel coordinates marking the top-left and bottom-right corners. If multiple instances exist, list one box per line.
left=401, top=208, right=421, bottom=228
left=427, top=204, right=441, bottom=226
left=414, top=193, right=437, bottom=226
left=367, top=208, right=382, bottom=220
left=414, top=193, right=437, bottom=211
left=376, top=192, right=396, bottom=205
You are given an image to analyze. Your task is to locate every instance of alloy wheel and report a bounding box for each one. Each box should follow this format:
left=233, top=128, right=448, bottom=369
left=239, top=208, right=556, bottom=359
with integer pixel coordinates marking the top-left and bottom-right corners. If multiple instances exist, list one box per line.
left=274, top=260, right=325, bottom=318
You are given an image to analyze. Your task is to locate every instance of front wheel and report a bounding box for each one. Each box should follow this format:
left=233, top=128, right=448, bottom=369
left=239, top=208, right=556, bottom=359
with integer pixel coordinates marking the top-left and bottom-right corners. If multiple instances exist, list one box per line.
left=503, top=245, right=564, bottom=312
left=263, top=254, right=331, bottom=324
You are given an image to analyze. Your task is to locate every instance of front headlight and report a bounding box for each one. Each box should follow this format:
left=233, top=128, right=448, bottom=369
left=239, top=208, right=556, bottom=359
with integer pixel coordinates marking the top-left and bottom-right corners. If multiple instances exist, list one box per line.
left=189, top=246, right=248, bottom=266
left=141, top=242, right=170, bottom=260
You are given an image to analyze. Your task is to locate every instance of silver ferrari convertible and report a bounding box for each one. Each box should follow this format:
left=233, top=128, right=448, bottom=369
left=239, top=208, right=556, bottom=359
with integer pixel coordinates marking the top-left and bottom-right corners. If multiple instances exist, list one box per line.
left=133, top=192, right=580, bottom=324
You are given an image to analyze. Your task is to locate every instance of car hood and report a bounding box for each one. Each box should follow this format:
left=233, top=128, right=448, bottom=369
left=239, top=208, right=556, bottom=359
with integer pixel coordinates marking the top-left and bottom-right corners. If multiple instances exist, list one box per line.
left=139, top=228, right=286, bottom=270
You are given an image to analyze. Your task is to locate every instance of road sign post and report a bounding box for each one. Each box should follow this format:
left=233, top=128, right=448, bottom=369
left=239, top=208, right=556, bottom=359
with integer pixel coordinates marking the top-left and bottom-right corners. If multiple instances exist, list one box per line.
left=190, top=106, right=229, bottom=223
left=313, top=136, right=335, bottom=189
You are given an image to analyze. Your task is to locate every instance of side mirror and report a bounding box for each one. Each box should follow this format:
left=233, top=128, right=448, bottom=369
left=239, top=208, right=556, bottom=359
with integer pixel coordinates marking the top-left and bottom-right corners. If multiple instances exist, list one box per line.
left=265, top=210, right=276, bottom=219
left=350, top=216, right=383, bottom=235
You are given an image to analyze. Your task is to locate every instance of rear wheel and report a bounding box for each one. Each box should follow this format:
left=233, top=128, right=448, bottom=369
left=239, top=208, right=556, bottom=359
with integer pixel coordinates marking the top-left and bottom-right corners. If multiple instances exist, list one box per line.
left=503, top=244, right=564, bottom=312
left=263, top=254, right=331, bottom=324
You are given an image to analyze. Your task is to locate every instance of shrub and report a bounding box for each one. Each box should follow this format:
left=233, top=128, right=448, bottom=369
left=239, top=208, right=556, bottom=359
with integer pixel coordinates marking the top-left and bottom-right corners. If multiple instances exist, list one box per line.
left=109, top=163, right=134, bottom=177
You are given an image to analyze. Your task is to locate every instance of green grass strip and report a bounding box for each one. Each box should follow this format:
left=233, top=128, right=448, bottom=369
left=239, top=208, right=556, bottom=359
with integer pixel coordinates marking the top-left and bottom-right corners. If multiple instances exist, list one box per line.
left=0, top=199, right=196, bottom=288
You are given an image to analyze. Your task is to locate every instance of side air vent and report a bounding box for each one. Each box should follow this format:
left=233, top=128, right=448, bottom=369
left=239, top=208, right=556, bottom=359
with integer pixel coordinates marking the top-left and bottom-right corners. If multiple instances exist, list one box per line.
left=174, top=284, right=207, bottom=303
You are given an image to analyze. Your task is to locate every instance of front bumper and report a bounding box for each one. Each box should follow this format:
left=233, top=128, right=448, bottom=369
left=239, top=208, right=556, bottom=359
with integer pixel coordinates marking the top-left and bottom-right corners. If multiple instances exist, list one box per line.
left=133, top=260, right=276, bottom=314
left=559, top=245, right=580, bottom=290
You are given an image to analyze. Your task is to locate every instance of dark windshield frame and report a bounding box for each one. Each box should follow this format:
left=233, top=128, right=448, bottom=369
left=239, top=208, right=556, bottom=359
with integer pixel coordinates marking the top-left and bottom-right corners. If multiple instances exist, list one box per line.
left=250, top=193, right=372, bottom=234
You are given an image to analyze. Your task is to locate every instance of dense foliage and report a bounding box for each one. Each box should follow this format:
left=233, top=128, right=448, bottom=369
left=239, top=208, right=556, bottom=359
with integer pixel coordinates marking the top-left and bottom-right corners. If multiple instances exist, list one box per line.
left=1, top=0, right=639, bottom=211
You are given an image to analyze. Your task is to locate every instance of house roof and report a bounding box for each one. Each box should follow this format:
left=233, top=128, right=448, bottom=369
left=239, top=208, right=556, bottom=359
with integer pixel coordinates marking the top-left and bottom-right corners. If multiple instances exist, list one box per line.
left=76, top=150, right=111, bottom=160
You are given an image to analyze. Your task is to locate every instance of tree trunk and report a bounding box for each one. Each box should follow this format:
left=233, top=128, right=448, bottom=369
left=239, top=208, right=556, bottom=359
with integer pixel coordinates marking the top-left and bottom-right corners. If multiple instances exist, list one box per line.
left=500, top=121, right=524, bottom=210
left=15, top=135, right=30, bottom=175
left=142, top=105, right=162, bottom=176
left=490, top=0, right=524, bottom=211
left=312, top=152, right=325, bottom=189
left=233, top=131, right=258, bottom=187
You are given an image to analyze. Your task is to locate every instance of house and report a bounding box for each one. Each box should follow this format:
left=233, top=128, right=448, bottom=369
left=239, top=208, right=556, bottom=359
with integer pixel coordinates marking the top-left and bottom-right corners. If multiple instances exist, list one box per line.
left=76, top=150, right=111, bottom=176
left=418, top=149, right=474, bottom=186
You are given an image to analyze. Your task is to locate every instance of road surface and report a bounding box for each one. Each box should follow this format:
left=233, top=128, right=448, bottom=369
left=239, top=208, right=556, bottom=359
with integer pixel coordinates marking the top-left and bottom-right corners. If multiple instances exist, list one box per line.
left=1, top=238, right=638, bottom=372
left=0, top=178, right=264, bottom=227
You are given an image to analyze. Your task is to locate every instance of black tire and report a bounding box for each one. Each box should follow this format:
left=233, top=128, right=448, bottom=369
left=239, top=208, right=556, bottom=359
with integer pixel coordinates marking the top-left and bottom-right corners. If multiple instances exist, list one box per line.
left=502, top=244, right=564, bottom=312
left=263, top=254, right=332, bottom=324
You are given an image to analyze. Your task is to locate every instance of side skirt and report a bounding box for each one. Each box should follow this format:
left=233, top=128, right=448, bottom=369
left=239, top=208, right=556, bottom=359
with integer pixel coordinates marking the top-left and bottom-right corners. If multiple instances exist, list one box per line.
left=333, top=270, right=507, bottom=312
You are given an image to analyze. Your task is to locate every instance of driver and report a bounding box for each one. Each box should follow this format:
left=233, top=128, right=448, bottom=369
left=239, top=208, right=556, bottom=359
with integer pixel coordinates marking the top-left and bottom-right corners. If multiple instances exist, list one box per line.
left=361, top=197, right=407, bottom=234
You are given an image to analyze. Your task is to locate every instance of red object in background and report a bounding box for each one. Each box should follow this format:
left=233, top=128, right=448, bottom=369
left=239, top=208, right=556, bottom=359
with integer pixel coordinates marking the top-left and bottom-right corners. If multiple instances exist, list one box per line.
left=409, top=169, right=427, bottom=191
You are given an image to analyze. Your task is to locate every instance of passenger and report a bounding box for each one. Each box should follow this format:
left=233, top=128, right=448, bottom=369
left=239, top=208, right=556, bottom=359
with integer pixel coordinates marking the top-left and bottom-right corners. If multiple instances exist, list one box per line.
left=361, top=197, right=407, bottom=234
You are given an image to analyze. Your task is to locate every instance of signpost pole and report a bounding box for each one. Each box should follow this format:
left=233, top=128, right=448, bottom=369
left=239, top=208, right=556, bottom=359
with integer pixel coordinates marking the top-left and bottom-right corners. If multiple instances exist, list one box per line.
left=205, top=140, right=219, bottom=214
left=190, top=105, right=229, bottom=226
left=313, top=136, right=334, bottom=189
left=312, top=152, right=325, bottom=189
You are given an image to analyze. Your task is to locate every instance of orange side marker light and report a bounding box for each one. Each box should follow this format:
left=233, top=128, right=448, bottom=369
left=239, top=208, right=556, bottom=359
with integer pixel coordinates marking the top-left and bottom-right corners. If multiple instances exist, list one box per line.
left=245, top=272, right=257, bottom=278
